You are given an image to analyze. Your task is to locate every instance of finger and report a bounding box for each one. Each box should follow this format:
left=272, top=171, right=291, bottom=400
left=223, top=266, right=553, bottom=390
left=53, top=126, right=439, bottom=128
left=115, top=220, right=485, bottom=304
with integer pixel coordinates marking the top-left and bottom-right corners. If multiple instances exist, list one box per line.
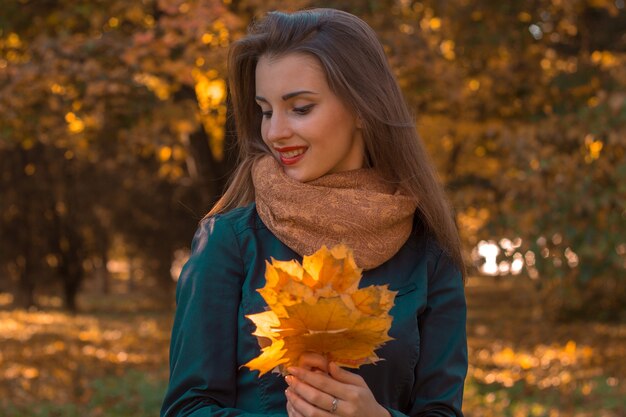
left=286, top=375, right=335, bottom=411
left=286, top=387, right=333, bottom=416
left=329, top=362, right=367, bottom=387
left=288, top=366, right=351, bottom=400
left=286, top=396, right=306, bottom=417
left=298, top=351, right=329, bottom=373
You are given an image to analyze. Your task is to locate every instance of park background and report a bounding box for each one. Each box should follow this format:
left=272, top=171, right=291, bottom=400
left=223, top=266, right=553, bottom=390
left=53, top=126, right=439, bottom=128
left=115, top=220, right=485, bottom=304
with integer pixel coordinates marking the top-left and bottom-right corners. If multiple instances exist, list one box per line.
left=1, top=0, right=625, bottom=416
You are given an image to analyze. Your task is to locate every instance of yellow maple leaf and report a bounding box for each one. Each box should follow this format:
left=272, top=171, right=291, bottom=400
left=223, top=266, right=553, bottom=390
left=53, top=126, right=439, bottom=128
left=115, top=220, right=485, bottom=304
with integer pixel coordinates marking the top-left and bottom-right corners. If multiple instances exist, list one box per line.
left=243, top=244, right=396, bottom=376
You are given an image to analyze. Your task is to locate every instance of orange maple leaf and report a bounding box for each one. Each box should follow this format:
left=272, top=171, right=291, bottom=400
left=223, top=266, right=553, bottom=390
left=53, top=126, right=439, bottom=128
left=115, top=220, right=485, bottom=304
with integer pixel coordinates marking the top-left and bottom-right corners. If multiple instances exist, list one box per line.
left=243, top=244, right=396, bottom=376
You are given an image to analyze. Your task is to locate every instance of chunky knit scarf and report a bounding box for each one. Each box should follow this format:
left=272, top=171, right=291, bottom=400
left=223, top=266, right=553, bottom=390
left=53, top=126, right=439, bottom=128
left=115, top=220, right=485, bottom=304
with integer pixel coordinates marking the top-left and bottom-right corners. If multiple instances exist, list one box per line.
left=251, top=155, right=418, bottom=270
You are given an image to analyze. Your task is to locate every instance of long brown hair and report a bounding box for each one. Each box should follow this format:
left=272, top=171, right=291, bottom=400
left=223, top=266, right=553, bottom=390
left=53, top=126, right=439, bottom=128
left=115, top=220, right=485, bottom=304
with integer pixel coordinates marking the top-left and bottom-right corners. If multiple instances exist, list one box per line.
left=209, top=8, right=465, bottom=276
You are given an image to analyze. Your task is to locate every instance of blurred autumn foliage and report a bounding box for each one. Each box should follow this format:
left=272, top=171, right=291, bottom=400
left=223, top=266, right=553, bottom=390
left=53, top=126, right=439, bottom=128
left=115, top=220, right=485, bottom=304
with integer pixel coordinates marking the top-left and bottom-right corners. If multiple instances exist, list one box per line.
left=1, top=1, right=625, bottom=415
left=0, top=1, right=625, bottom=312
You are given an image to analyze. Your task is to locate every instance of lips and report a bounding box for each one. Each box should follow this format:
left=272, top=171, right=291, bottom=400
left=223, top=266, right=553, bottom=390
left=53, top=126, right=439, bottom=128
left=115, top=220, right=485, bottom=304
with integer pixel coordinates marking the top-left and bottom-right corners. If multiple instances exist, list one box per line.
left=274, top=146, right=308, bottom=166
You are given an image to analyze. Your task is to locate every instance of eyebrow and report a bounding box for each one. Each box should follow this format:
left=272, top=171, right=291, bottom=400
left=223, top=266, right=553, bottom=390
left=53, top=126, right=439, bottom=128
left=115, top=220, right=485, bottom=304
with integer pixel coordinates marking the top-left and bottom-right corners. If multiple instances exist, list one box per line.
left=255, top=90, right=317, bottom=102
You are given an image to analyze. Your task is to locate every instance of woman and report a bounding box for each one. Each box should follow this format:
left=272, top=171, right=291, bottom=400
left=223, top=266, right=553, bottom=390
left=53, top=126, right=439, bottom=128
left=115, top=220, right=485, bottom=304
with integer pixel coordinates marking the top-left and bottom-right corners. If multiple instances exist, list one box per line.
left=161, top=8, right=467, bottom=417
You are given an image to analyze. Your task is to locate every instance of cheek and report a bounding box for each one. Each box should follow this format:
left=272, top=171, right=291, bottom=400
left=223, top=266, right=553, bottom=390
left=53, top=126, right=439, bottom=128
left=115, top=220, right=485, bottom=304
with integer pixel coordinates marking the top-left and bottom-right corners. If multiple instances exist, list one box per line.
left=317, top=107, right=355, bottom=136
left=260, top=121, right=269, bottom=142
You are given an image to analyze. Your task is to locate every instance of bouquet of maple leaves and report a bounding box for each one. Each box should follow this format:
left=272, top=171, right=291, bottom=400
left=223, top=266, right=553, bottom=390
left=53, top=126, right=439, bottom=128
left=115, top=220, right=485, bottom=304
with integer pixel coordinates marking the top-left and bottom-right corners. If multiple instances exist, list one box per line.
left=244, top=244, right=397, bottom=376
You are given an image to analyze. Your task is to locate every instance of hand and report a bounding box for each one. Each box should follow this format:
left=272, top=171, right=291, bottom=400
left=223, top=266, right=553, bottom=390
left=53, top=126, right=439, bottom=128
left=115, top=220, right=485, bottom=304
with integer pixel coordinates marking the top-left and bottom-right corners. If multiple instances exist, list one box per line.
left=285, top=362, right=391, bottom=417
left=298, top=351, right=329, bottom=374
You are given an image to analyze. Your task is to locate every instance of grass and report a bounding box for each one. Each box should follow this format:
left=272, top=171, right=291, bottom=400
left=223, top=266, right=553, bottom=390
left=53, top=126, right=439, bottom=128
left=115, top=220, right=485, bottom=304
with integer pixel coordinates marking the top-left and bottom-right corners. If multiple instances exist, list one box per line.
left=2, top=370, right=167, bottom=417
left=464, top=375, right=625, bottom=417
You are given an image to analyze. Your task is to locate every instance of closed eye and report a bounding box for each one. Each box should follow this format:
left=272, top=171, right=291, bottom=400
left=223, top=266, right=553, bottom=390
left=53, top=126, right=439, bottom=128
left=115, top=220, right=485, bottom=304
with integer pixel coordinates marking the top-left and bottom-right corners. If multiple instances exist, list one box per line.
left=260, top=104, right=314, bottom=119
left=293, top=104, right=315, bottom=115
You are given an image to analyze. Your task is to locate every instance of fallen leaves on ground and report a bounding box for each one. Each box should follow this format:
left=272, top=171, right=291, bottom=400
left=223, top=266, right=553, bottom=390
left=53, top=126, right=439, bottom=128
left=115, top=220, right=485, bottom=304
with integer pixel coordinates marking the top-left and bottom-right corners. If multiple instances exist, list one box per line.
left=464, top=276, right=626, bottom=417
left=0, top=276, right=624, bottom=416
left=0, top=293, right=172, bottom=409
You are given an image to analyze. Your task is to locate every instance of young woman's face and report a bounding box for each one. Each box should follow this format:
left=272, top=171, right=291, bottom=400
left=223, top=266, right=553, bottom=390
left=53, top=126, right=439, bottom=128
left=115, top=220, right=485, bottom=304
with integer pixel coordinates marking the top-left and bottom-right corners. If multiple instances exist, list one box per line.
left=255, top=53, right=364, bottom=182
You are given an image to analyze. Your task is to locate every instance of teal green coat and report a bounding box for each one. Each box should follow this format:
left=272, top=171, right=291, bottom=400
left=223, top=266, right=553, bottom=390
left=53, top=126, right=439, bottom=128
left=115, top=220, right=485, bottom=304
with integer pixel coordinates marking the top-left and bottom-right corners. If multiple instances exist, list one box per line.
left=161, top=204, right=467, bottom=416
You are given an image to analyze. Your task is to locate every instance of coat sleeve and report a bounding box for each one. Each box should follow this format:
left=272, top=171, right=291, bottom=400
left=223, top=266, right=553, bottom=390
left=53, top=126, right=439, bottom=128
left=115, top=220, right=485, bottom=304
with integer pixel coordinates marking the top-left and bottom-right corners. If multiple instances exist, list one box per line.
left=387, top=249, right=468, bottom=417
left=160, top=216, right=284, bottom=417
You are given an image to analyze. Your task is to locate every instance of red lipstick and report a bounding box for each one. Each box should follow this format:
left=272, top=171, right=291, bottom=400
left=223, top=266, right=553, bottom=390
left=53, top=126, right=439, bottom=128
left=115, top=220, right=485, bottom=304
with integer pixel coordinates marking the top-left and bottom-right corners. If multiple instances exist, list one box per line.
left=274, top=146, right=308, bottom=166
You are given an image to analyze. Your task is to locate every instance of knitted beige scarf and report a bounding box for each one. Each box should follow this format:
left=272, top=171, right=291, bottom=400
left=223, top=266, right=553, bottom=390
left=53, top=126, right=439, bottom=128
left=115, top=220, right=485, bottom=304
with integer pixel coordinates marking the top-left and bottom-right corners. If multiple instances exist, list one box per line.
left=251, top=155, right=418, bottom=270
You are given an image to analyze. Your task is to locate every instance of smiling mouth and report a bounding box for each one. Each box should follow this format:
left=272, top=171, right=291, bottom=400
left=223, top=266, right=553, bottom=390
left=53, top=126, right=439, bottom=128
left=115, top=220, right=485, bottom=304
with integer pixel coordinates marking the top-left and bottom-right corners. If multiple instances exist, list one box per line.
left=274, top=146, right=308, bottom=165
left=282, top=149, right=306, bottom=158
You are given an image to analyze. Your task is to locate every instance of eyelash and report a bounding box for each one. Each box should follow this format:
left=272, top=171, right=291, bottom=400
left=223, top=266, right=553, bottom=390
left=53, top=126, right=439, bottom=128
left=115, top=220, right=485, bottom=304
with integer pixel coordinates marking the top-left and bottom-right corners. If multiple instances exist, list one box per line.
left=294, top=104, right=314, bottom=115
left=261, top=104, right=315, bottom=119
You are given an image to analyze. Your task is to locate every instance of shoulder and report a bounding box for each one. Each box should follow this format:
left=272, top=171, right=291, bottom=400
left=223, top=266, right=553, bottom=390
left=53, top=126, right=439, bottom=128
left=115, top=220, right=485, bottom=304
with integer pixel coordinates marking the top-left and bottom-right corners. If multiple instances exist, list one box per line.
left=406, top=214, right=461, bottom=281
left=405, top=214, right=444, bottom=259
left=200, top=202, right=266, bottom=239
left=186, top=204, right=261, bottom=261
left=176, top=206, right=260, bottom=298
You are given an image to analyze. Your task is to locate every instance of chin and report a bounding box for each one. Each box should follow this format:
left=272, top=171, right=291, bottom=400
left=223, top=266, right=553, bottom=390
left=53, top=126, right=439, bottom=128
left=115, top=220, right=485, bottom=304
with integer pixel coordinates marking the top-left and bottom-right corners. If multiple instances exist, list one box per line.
left=283, top=167, right=321, bottom=183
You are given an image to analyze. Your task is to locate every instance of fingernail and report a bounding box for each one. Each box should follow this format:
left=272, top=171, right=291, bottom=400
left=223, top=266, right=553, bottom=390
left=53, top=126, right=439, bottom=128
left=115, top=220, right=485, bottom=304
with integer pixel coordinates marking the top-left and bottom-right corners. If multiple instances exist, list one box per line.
left=285, top=375, right=293, bottom=385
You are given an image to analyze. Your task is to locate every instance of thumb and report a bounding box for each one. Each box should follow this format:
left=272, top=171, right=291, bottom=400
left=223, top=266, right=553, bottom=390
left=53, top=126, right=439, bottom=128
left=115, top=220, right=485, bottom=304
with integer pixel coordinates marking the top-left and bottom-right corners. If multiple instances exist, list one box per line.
left=299, top=352, right=329, bottom=373
left=329, top=362, right=366, bottom=387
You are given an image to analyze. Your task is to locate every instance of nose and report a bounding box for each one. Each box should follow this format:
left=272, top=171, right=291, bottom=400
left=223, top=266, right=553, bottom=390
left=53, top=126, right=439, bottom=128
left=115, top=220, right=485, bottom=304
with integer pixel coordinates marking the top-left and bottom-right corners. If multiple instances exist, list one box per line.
left=265, top=113, right=292, bottom=143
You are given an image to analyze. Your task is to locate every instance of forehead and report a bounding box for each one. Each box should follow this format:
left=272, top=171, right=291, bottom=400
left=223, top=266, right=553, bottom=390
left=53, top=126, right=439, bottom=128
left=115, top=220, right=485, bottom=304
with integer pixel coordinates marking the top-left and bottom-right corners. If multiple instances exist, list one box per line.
left=255, top=53, right=328, bottom=95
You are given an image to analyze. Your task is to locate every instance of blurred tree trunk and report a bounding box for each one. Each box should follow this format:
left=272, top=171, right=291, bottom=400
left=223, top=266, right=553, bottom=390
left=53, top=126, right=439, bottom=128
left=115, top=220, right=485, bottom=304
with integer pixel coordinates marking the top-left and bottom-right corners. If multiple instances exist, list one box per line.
left=100, top=251, right=111, bottom=295
left=92, top=220, right=111, bottom=295
left=177, top=85, right=236, bottom=209
left=14, top=148, right=39, bottom=309
left=57, top=236, right=83, bottom=313
left=53, top=158, right=85, bottom=312
left=16, top=253, right=36, bottom=309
